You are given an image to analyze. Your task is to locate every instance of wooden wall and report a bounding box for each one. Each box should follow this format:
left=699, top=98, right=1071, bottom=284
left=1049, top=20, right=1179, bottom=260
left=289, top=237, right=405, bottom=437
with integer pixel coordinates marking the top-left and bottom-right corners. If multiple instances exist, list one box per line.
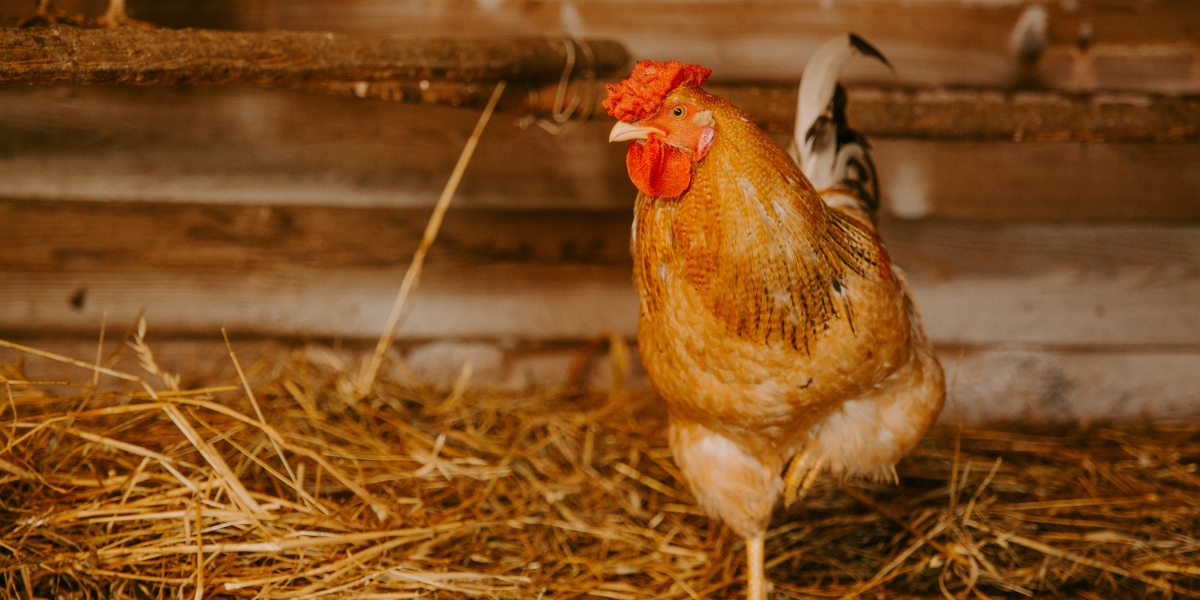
left=1, top=0, right=1198, bottom=422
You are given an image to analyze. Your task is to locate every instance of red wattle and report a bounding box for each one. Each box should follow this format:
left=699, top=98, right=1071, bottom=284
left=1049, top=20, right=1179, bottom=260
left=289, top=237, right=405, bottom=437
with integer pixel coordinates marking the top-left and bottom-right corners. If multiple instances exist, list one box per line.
left=626, top=137, right=693, bottom=198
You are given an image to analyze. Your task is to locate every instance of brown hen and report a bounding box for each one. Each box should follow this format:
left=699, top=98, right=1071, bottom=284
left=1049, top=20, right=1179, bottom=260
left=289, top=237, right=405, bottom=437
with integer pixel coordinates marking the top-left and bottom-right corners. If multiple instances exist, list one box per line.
left=604, top=35, right=945, bottom=599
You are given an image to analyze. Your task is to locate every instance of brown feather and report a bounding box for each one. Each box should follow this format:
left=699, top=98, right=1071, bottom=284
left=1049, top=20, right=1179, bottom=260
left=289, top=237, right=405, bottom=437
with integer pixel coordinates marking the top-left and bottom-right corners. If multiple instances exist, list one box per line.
left=628, top=85, right=944, bottom=541
left=634, top=89, right=887, bottom=354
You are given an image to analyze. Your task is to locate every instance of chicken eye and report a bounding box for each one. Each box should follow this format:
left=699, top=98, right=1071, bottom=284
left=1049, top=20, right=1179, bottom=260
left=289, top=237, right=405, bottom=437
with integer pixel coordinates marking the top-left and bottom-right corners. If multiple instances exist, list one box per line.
left=671, top=105, right=687, bottom=119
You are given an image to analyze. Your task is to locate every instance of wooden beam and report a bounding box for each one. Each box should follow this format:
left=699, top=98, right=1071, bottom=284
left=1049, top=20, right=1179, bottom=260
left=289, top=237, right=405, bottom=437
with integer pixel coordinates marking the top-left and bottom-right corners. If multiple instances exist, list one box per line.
left=235, top=0, right=1200, bottom=94
left=937, top=347, right=1200, bottom=422
left=1, top=86, right=1198, bottom=220
left=0, top=202, right=634, bottom=271
left=0, top=27, right=631, bottom=85
left=5, top=2, right=1198, bottom=93
left=718, top=86, right=1200, bottom=143
left=298, top=79, right=1200, bottom=143
left=3, top=260, right=1186, bottom=346
left=2, top=201, right=1197, bottom=346
left=4, top=21, right=1194, bottom=142
left=871, top=140, right=1200, bottom=220
left=6, top=202, right=1198, bottom=277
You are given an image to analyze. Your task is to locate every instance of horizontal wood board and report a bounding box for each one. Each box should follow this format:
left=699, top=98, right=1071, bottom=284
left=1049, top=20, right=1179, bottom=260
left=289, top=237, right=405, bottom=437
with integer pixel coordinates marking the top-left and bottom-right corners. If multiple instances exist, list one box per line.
left=1, top=86, right=1197, bottom=220
left=716, top=86, right=1200, bottom=142
left=8, top=0, right=1196, bottom=93
left=2, top=201, right=1197, bottom=347
left=0, top=27, right=630, bottom=85
left=244, top=0, right=1200, bottom=94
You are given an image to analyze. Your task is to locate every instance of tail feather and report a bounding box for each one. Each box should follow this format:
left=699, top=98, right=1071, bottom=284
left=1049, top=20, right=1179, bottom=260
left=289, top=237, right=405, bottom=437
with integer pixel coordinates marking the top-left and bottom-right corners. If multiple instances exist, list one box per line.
left=789, top=34, right=890, bottom=221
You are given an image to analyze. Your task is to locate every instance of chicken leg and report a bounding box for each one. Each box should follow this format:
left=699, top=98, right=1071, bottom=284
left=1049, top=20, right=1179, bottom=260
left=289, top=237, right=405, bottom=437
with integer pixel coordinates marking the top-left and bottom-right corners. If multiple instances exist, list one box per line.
left=746, top=533, right=766, bottom=600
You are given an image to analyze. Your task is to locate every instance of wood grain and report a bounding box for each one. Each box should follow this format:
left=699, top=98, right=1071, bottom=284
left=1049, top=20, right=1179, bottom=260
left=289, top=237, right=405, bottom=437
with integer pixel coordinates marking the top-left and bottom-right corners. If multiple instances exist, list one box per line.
left=236, top=0, right=1200, bottom=94
left=198, top=79, right=1200, bottom=143
left=937, top=347, right=1200, bottom=422
left=1, top=85, right=1197, bottom=220
left=4, top=1, right=1197, bottom=93
left=871, top=140, right=1200, bottom=220
left=0, top=27, right=630, bottom=85
left=729, top=86, right=1200, bottom=142
left=2, top=201, right=1197, bottom=346
left=7, top=201, right=1197, bottom=276
left=0, top=202, right=635, bottom=271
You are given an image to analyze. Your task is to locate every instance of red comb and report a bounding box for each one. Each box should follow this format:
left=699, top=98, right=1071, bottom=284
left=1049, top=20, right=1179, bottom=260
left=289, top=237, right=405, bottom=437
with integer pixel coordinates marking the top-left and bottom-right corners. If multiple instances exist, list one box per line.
left=603, top=60, right=712, bottom=122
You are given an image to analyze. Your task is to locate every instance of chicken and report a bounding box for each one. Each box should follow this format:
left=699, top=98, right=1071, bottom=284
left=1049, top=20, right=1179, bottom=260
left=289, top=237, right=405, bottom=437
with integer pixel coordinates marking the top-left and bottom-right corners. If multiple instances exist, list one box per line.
left=603, top=35, right=945, bottom=599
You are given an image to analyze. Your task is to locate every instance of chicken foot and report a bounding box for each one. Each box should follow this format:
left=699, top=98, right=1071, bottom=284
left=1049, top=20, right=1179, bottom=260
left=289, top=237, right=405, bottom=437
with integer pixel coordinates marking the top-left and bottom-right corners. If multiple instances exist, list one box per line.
left=782, top=450, right=825, bottom=507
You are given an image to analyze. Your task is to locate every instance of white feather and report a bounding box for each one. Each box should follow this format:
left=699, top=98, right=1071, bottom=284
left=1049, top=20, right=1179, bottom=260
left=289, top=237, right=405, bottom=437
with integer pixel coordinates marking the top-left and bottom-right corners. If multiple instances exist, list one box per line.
left=790, top=34, right=888, bottom=190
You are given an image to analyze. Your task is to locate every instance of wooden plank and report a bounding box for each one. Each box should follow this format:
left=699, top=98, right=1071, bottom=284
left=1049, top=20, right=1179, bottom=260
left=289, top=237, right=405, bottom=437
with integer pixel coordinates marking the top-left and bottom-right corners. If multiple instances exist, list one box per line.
left=5, top=252, right=1189, bottom=346
left=1, top=259, right=1175, bottom=346
left=721, top=86, right=1200, bottom=142
left=5, top=2, right=1197, bottom=93
left=0, top=202, right=635, bottom=271
left=0, top=85, right=637, bottom=211
left=0, top=27, right=630, bottom=85
left=213, top=79, right=1200, bottom=143
left=872, top=140, right=1200, bottom=220
left=6, top=23, right=1198, bottom=137
left=0, top=265, right=639, bottom=340
left=1, top=85, right=1197, bottom=220
left=10, top=23, right=1186, bottom=144
left=1, top=201, right=1197, bottom=346
left=235, top=0, right=1200, bottom=94
left=940, top=347, right=1200, bottom=422
left=5, top=202, right=1197, bottom=276
left=506, top=344, right=1200, bottom=423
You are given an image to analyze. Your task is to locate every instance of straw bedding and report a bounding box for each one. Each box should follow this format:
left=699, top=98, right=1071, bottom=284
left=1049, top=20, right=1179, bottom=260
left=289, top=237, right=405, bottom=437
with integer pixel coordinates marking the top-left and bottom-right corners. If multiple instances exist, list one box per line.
left=0, top=334, right=1198, bottom=599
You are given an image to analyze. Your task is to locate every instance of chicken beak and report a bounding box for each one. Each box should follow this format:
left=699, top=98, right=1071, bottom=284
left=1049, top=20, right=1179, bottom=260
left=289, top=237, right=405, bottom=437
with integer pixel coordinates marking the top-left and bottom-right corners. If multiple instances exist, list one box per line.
left=609, top=121, right=662, bottom=142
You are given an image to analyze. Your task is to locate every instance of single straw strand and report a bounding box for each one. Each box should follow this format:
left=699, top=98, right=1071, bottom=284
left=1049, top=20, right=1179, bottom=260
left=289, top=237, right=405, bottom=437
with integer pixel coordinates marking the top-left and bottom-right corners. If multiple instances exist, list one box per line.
left=0, top=338, right=145, bottom=385
left=357, top=80, right=507, bottom=397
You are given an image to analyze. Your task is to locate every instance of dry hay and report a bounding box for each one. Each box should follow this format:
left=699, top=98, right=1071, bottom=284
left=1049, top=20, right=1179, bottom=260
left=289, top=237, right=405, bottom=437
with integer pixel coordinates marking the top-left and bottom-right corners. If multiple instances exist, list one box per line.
left=0, top=333, right=1198, bottom=599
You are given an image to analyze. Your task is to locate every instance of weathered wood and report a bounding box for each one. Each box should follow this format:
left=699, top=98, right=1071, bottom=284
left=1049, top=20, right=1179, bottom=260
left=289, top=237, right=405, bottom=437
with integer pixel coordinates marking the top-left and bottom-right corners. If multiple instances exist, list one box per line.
left=5, top=201, right=1198, bottom=277
left=0, top=261, right=1177, bottom=346
left=0, top=264, right=638, bottom=340
left=721, top=86, right=1200, bottom=142
left=871, top=140, right=1200, bottom=220
left=1, top=200, right=1197, bottom=346
left=4, top=1, right=1198, bottom=93
left=292, top=79, right=1200, bottom=143
left=0, top=27, right=630, bottom=85
left=1, top=85, right=1197, bottom=219
left=937, top=347, right=1200, bottom=422
left=0, top=202, right=634, bottom=271
left=234, top=0, right=1200, bottom=94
